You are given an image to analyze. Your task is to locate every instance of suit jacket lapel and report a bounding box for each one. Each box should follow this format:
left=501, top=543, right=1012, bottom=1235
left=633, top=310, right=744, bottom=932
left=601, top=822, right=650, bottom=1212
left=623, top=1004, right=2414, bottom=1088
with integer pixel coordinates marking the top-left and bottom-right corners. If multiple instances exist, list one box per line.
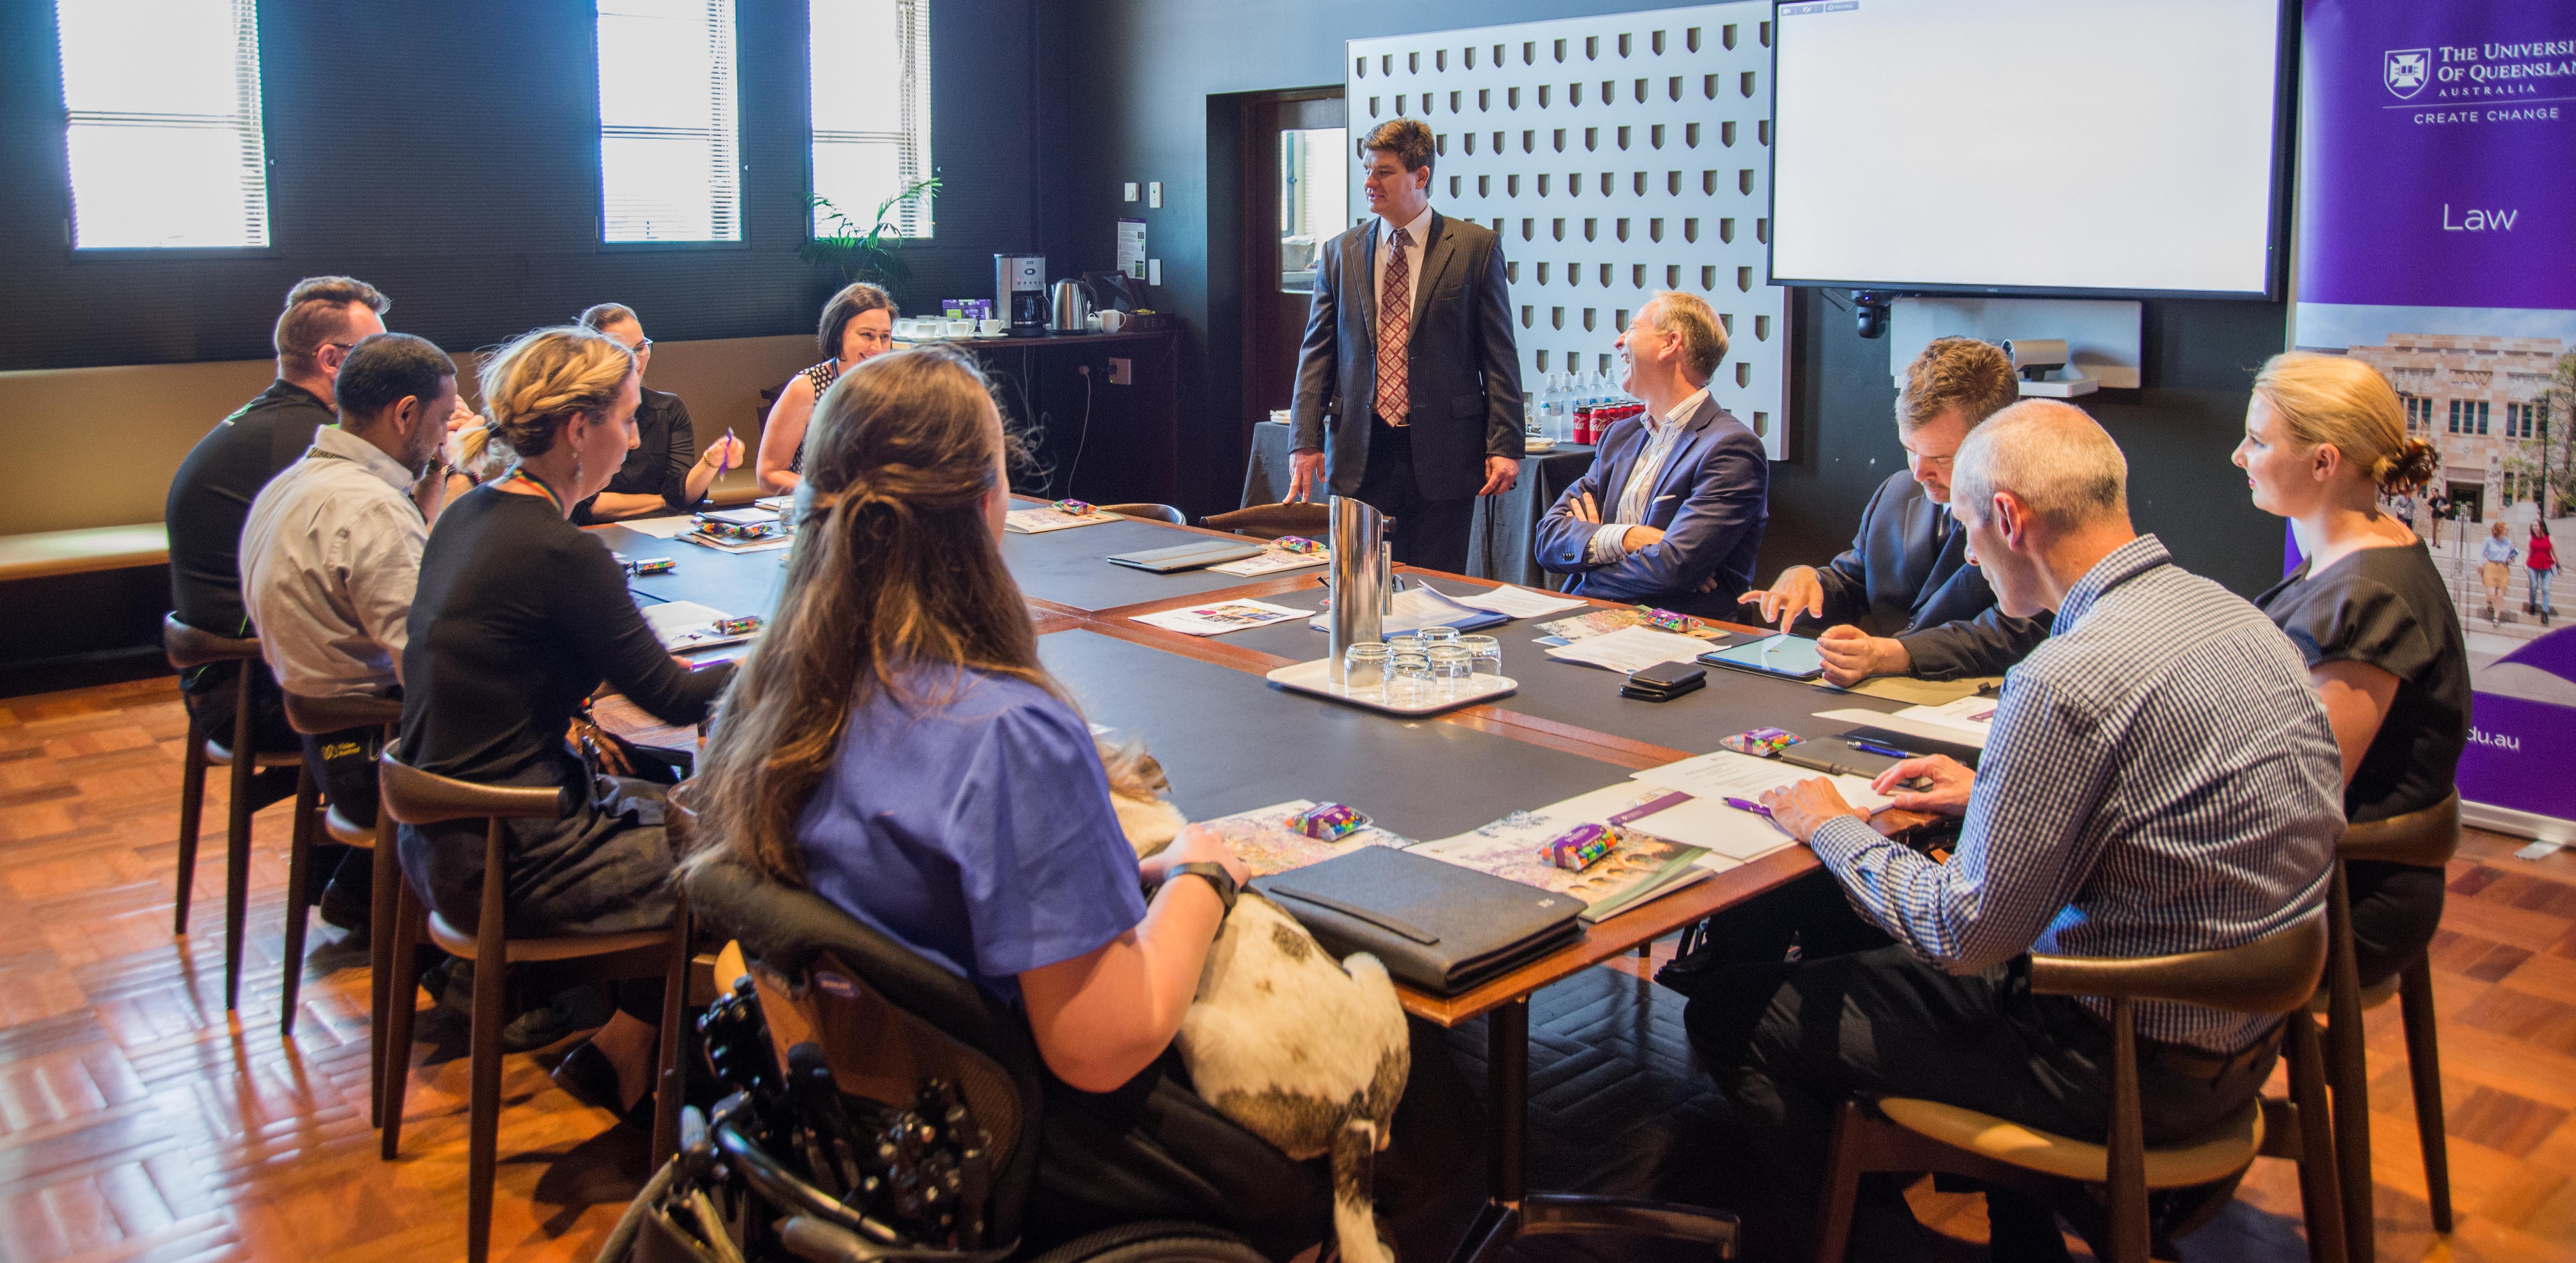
left=1412, top=212, right=1459, bottom=329
left=1352, top=221, right=1380, bottom=343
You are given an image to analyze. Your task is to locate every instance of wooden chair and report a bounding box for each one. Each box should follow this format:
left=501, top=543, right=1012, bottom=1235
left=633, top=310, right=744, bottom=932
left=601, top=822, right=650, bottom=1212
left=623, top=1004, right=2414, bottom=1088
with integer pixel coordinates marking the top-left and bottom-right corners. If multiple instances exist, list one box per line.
left=1813, top=914, right=2344, bottom=1263
left=1204, top=501, right=1329, bottom=541
left=375, top=751, right=686, bottom=1263
left=160, top=614, right=301, bottom=1012
left=277, top=692, right=403, bottom=1096
left=1097, top=502, right=1187, bottom=525
left=2315, top=792, right=2460, bottom=1263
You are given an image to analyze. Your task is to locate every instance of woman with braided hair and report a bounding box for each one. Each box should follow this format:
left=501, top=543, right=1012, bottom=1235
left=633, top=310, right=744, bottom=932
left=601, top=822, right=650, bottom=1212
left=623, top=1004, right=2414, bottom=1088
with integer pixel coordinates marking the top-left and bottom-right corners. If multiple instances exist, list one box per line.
left=2236, top=351, right=2468, bottom=985
left=396, top=324, right=736, bottom=1122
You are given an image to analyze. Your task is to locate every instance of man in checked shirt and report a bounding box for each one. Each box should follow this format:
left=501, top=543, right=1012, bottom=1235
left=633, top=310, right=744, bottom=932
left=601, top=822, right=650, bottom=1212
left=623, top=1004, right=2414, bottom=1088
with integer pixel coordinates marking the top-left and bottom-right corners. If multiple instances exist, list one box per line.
left=1691, top=401, right=2342, bottom=1260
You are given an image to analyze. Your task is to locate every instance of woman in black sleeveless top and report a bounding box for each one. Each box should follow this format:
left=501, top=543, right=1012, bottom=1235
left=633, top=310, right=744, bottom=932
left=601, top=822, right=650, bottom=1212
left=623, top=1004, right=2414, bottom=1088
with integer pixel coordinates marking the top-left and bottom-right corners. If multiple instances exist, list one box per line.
left=2236, top=352, right=2468, bottom=984
left=754, top=282, right=896, bottom=493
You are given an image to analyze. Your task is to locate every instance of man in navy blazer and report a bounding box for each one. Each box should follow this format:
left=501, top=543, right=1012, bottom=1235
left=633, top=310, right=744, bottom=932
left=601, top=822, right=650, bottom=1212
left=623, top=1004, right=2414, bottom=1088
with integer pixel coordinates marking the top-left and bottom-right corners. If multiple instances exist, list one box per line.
left=1533, top=293, right=1766, bottom=615
left=1738, top=337, right=2051, bottom=684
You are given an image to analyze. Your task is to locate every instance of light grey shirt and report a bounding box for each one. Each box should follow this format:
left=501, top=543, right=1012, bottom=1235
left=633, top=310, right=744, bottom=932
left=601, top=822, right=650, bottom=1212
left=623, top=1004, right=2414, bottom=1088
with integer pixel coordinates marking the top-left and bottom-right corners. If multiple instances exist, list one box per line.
left=1589, top=388, right=1708, bottom=563
left=240, top=425, right=426, bottom=699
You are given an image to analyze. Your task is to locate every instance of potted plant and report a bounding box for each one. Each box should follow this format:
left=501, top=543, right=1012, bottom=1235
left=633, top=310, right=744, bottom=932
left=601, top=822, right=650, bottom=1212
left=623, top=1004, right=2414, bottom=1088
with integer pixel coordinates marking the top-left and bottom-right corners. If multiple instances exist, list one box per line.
left=799, top=178, right=942, bottom=303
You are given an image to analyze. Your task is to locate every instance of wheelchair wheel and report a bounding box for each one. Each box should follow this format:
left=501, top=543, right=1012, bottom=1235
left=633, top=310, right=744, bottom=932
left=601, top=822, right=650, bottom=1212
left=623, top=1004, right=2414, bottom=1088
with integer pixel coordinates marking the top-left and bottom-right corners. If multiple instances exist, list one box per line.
left=1022, top=1221, right=1269, bottom=1263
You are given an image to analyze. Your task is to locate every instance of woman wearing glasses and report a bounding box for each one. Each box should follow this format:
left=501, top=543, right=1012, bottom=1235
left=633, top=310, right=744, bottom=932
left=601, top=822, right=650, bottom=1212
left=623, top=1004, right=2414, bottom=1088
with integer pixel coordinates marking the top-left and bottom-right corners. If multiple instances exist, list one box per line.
left=756, top=282, right=897, bottom=493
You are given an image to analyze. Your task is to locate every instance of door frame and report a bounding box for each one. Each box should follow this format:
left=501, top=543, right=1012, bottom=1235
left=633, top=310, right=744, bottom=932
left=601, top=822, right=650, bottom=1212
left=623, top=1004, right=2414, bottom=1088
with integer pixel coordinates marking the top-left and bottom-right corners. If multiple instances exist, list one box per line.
left=1228, top=87, right=1347, bottom=458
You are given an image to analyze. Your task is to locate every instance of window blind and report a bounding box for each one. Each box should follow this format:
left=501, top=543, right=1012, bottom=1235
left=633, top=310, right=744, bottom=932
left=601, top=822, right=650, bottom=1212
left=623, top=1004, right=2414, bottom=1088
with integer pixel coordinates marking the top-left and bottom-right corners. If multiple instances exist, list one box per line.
left=810, top=0, right=933, bottom=239
left=598, top=0, right=741, bottom=242
left=56, top=0, right=271, bottom=249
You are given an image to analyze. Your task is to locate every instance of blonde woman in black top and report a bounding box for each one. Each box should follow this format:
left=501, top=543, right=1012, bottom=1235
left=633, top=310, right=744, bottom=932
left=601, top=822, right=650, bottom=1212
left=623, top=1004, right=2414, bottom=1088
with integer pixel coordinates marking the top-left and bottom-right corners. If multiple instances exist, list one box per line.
left=399, top=325, right=736, bottom=1119
left=2236, top=352, right=2467, bottom=983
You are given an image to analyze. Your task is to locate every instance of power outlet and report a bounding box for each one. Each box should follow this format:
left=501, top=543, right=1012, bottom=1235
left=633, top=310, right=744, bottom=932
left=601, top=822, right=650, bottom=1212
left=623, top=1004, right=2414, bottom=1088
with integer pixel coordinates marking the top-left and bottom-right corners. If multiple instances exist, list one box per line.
left=1106, top=358, right=1133, bottom=386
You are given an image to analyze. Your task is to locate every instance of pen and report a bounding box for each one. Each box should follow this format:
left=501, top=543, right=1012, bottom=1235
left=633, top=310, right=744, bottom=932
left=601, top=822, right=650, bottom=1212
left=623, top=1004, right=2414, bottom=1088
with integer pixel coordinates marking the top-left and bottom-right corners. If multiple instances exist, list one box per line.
left=1609, top=791, right=1694, bottom=825
left=717, top=428, right=736, bottom=476
left=1720, top=796, right=1773, bottom=818
left=1845, top=738, right=1914, bottom=759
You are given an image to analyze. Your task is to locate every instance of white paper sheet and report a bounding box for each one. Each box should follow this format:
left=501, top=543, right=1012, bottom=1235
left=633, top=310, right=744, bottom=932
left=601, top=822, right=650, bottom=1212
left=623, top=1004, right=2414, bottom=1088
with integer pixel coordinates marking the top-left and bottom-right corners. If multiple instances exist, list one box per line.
left=1209, top=548, right=1330, bottom=576
left=1611, top=792, right=1798, bottom=862
left=1131, top=598, right=1309, bottom=637
left=1004, top=506, right=1120, bottom=534
left=1628, top=749, right=1898, bottom=815
left=620, top=515, right=696, bottom=539
left=1303, top=585, right=1500, bottom=636
left=1901, top=696, right=1998, bottom=743
left=1813, top=702, right=1993, bottom=751
left=1450, top=584, right=1589, bottom=619
left=1541, top=626, right=1711, bottom=674
left=640, top=600, right=751, bottom=650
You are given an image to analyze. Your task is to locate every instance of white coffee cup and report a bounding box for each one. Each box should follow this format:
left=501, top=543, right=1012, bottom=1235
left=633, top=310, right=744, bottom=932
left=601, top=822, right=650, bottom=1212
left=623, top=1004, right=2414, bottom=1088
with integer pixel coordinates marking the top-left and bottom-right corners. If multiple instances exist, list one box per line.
left=1096, top=309, right=1129, bottom=334
left=894, top=319, right=921, bottom=340
left=979, top=317, right=1008, bottom=336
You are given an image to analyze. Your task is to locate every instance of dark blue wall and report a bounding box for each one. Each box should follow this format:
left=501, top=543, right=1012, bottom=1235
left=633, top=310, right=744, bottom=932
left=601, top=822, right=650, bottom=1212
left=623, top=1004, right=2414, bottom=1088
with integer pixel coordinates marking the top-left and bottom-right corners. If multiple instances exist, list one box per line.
left=0, top=0, right=1044, bottom=369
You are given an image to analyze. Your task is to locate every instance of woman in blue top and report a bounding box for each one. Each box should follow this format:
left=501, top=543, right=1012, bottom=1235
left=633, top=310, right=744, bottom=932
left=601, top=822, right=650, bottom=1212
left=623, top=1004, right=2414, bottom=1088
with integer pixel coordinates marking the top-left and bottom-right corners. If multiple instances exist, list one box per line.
left=689, top=343, right=1248, bottom=1093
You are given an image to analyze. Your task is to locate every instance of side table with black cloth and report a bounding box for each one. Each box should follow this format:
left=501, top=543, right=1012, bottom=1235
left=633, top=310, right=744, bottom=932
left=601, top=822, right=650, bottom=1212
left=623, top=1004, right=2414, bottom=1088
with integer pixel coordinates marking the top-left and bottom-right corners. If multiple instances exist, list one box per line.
left=165, top=378, right=333, bottom=758
left=1242, top=420, right=1592, bottom=589
left=396, top=484, right=733, bottom=983
left=571, top=388, right=698, bottom=524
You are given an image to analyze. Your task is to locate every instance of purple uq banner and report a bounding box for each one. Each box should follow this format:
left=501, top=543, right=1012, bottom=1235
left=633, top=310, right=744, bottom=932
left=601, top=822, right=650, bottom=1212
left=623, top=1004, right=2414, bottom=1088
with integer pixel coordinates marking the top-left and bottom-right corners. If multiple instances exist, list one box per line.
left=2292, top=0, right=2576, bottom=842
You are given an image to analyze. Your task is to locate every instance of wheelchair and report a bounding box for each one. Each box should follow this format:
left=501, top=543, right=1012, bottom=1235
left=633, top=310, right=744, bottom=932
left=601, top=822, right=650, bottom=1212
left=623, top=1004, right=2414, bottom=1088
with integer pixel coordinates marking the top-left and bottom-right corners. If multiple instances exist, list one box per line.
left=593, top=860, right=1342, bottom=1263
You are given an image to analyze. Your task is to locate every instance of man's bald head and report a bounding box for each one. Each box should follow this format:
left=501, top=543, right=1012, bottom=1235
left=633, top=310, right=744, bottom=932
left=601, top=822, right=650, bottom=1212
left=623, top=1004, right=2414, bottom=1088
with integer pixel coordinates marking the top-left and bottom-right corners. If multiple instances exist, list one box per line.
left=1951, top=400, right=2129, bottom=531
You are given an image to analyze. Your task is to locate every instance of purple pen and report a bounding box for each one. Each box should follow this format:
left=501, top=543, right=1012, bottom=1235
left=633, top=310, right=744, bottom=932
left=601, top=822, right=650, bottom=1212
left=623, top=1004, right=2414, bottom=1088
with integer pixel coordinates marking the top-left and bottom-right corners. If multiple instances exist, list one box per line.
left=1721, top=796, right=1773, bottom=818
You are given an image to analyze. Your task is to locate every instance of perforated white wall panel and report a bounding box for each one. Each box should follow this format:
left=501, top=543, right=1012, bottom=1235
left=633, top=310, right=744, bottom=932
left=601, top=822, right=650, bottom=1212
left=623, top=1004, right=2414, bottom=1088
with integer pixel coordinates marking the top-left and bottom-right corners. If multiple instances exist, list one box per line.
left=1348, top=5, right=1788, bottom=459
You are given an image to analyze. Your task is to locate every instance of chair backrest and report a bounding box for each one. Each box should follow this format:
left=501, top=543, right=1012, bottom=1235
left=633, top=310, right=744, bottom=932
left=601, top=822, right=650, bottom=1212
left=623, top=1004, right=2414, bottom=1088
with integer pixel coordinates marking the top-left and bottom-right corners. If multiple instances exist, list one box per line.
left=161, top=612, right=258, bottom=669
left=683, top=858, right=1044, bottom=1247
left=1096, top=502, right=1187, bottom=526
left=2340, top=790, right=2459, bottom=868
left=1202, top=501, right=1329, bottom=541
left=376, top=749, right=566, bottom=825
left=281, top=690, right=403, bottom=737
left=2028, top=913, right=2327, bottom=1016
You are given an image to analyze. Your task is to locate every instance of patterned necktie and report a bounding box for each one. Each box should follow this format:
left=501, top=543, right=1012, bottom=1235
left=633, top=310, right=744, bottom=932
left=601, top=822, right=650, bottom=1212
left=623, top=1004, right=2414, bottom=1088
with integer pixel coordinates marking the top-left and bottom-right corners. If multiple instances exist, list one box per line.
left=1375, top=225, right=1412, bottom=424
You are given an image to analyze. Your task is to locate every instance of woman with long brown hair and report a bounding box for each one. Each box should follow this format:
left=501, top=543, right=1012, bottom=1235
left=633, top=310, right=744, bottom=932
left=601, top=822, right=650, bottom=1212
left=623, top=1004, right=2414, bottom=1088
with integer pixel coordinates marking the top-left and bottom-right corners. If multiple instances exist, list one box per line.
left=691, top=343, right=1245, bottom=1089
left=753, top=282, right=897, bottom=493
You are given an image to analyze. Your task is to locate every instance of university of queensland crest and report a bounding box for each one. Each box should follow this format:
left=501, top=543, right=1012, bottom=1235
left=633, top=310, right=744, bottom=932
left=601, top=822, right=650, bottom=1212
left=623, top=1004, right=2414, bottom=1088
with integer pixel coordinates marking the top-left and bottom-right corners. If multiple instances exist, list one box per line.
left=2384, top=48, right=2430, bottom=99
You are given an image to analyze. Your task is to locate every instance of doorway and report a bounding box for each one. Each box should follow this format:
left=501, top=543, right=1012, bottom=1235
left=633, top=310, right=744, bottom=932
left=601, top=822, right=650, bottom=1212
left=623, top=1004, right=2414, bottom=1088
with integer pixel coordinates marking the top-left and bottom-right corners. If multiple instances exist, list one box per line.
left=1236, top=90, right=1347, bottom=452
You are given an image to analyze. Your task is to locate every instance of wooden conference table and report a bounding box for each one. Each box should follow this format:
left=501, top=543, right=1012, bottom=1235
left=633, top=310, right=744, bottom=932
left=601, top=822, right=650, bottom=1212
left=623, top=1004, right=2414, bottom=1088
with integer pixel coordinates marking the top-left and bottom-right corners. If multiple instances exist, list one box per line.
left=595, top=500, right=1923, bottom=1262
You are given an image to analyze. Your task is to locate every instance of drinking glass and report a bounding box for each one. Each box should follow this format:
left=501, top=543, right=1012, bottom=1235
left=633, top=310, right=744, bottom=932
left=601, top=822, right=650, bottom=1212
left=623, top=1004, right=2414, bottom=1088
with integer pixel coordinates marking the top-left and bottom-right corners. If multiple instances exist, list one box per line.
left=1340, top=642, right=1390, bottom=697
left=1457, top=634, right=1503, bottom=682
left=1387, top=649, right=1434, bottom=706
left=1426, top=644, right=1473, bottom=695
left=1417, top=625, right=1461, bottom=645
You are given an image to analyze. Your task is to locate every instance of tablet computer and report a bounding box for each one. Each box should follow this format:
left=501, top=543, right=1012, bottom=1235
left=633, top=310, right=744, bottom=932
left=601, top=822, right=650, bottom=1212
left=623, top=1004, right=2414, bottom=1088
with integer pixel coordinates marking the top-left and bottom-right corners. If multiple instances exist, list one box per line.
left=1696, top=633, right=1826, bottom=681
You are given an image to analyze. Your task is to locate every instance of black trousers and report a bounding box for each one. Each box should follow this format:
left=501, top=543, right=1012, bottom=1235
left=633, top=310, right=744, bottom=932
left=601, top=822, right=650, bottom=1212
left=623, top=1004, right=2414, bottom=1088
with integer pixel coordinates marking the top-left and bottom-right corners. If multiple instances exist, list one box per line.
left=1351, top=416, right=1478, bottom=573
left=182, top=662, right=302, bottom=812
left=298, top=725, right=384, bottom=911
left=2347, top=859, right=2445, bottom=986
left=1684, top=943, right=2278, bottom=1262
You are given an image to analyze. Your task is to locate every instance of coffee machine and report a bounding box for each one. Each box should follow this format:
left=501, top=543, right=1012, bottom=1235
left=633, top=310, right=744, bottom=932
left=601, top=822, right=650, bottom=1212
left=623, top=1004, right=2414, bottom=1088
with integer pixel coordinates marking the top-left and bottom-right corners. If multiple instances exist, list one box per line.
left=995, top=254, right=1047, bottom=337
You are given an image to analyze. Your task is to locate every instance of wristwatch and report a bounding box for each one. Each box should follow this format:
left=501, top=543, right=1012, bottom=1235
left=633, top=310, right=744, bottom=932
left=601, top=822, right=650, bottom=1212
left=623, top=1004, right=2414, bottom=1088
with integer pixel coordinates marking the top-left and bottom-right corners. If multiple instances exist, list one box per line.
left=1166, top=862, right=1239, bottom=919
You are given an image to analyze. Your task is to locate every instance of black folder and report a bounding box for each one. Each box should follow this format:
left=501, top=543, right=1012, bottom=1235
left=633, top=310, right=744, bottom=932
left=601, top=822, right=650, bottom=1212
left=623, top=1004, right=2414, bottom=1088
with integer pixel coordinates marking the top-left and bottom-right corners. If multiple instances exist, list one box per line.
left=1252, top=846, right=1585, bottom=995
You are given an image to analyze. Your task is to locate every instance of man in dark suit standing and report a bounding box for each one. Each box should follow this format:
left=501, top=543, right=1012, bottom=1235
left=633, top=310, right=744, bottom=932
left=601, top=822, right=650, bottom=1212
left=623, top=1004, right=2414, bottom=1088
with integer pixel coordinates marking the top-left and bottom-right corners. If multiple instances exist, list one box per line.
left=1286, top=119, right=1522, bottom=570
left=1738, top=336, right=2050, bottom=684
left=1532, top=292, right=1767, bottom=614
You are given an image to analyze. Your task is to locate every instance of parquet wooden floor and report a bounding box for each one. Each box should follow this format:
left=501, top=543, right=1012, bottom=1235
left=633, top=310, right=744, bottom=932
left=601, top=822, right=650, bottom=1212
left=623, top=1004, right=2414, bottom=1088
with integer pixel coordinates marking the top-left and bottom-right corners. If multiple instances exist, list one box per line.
left=5, top=676, right=2576, bottom=1263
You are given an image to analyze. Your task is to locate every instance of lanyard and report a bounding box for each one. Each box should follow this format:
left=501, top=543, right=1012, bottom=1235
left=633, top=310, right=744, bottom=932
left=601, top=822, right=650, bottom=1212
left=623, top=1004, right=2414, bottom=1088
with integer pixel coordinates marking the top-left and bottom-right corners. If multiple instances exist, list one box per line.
left=503, top=467, right=564, bottom=515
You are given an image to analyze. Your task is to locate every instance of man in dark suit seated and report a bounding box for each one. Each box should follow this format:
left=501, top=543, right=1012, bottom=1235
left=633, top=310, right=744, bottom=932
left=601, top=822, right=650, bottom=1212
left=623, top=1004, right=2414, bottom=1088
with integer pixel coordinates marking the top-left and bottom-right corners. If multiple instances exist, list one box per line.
left=1738, top=336, right=2049, bottom=684
left=1286, top=118, right=1522, bottom=571
left=1530, top=292, right=1766, bottom=615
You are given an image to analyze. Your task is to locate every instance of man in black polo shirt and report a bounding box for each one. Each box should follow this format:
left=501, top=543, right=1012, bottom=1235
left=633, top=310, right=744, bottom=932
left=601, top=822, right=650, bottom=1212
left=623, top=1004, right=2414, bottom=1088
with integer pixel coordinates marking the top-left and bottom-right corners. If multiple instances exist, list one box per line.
left=165, top=275, right=392, bottom=805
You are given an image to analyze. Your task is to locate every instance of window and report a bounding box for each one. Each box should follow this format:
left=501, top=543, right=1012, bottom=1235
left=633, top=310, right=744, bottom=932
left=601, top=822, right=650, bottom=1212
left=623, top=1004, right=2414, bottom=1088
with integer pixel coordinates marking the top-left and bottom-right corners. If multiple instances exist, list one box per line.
left=2506, top=400, right=2545, bottom=440
left=55, top=0, right=269, bottom=249
left=1279, top=128, right=1348, bottom=293
left=2450, top=399, right=2490, bottom=436
left=597, top=0, right=740, bottom=242
left=2402, top=395, right=2435, bottom=435
left=809, top=0, right=933, bottom=239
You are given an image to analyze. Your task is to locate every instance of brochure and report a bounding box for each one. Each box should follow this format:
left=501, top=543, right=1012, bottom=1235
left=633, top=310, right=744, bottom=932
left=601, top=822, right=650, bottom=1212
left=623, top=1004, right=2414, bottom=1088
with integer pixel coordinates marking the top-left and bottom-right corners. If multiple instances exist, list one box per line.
left=1413, top=782, right=1713, bottom=923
